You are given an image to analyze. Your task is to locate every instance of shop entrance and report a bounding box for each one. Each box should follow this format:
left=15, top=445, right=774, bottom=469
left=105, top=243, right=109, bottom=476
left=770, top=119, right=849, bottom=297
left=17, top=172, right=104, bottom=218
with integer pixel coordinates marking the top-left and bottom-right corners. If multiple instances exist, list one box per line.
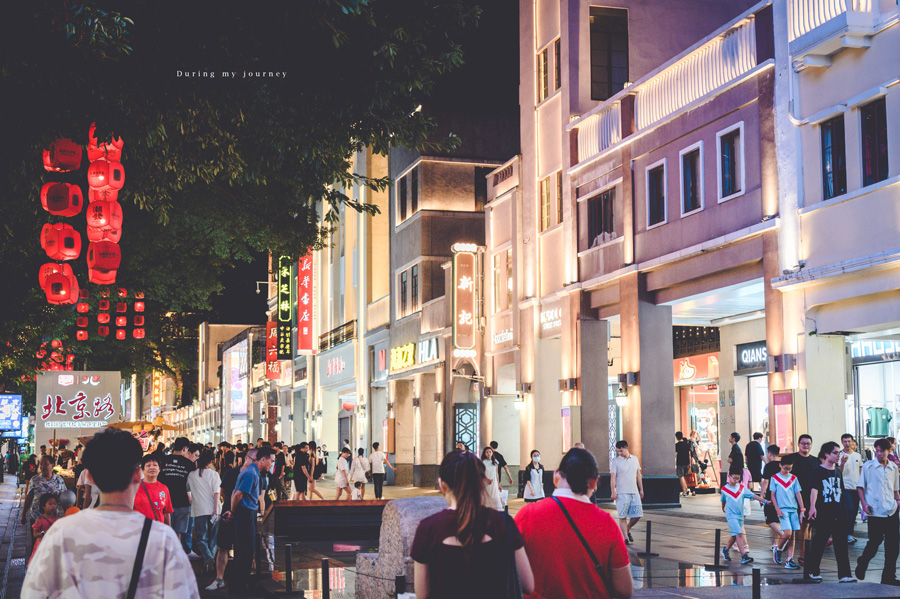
left=748, top=375, right=770, bottom=444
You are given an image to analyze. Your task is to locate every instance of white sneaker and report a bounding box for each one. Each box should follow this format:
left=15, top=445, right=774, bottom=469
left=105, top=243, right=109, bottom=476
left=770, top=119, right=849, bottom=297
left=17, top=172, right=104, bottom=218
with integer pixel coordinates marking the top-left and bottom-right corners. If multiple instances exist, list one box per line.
left=205, top=578, right=225, bottom=590
left=839, top=577, right=858, bottom=583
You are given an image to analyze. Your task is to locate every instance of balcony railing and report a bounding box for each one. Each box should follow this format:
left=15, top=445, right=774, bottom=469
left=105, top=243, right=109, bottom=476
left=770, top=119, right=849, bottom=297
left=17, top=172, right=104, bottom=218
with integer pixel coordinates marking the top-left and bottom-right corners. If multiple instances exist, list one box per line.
left=789, top=0, right=873, bottom=41
left=366, top=295, right=390, bottom=331
left=318, top=319, right=357, bottom=352
left=577, top=103, right=622, bottom=164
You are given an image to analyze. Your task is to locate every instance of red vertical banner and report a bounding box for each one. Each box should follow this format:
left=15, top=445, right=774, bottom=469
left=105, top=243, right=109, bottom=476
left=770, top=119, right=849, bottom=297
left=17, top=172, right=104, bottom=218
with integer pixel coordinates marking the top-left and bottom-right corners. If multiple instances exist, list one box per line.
left=297, top=251, right=315, bottom=353
left=266, top=321, right=280, bottom=379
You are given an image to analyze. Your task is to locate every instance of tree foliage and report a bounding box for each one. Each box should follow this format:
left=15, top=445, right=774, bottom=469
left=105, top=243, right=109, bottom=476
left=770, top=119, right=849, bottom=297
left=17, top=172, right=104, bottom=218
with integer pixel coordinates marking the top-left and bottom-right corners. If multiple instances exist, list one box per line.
left=0, top=0, right=482, bottom=400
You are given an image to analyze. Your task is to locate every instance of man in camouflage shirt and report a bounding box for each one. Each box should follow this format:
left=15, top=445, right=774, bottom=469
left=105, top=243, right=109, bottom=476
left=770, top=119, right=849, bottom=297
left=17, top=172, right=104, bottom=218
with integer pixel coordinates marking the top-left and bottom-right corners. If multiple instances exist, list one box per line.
left=22, top=428, right=199, bottom=598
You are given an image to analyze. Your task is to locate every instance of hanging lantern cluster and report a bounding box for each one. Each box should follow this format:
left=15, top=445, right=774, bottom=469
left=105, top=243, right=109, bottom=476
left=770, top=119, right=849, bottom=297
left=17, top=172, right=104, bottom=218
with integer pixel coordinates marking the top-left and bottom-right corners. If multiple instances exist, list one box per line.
left=36, top=339, right=75, bottom=372
left=39, top=138, right=83, bottom=305
left=75, top=288, right=146, bottom=340
left=86, top=123, right=124, bottom=284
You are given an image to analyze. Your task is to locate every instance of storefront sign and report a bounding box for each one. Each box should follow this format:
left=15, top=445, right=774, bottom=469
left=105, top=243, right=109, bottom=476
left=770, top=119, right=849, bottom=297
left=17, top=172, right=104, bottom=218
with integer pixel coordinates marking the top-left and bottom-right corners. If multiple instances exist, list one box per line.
left=736, top=341, right=767, bottom=372
left=452, top=244, right=477, bottom=353
left=851, top=340, right=900, bottom=365
left=418, top=337, right=439, bottom=363
left=773, top=390, right=795, bottom=454
left=266, top=321, right=281, bottom=379
left=493, top=328, right=513, bottom=345
left=0, top=395, right=23, bottom=432
left=225, top=339, right=249, bottom=415
left=539, top=300, right=564, bottom=338
left=276, top=256, right=293, bottom=360
left=152, top=370, right=163, bottom=407
left=267, top=405, right=278, bottom=445
left=297, top=251, right=315, bottom=354
left=673, top=353, right=719, bottom=383
left=391, top=343, right=415, bottom=371
left=318, top=342, right=355, bottom=386
left=294, top=365, right=308, bottom=384
left=35, top=371, right=121, bottom=450
left=371, top=342, right=389, bottom=382
left=326, top=357, right=346, bottom=377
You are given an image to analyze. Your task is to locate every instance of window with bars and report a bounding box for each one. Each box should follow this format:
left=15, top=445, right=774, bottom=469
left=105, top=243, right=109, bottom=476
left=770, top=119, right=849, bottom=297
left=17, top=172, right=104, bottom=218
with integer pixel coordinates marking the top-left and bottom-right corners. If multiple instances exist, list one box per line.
left=861, top=98, right=888, bottom=187
left=821, top=115, right=846, bottom=199
left=537, top=48, right=549, bottom=103
left=647, top=163, right=666, bottom=227
left=410, top=166, right=419, bottom=214
left=554, top=38, right=561, bottom=91
left=556, top=171, right=564, bottom=224
left=587, top=188, right=615, bottom=249
left=590, top=8, right=628, bottom=101
left=399, top=175, right=408, bottom=222
left=399, top=270, right=408, bottom=316
left=540, top=177, right=551, bottom=231
left=411, top=264, right=419, bottom=313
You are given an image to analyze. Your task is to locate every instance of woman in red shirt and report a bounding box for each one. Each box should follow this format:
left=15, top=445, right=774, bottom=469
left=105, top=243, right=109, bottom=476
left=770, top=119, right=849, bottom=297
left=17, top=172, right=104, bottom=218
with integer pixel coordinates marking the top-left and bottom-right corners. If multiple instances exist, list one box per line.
left=133, top=454, right=174, bottom=525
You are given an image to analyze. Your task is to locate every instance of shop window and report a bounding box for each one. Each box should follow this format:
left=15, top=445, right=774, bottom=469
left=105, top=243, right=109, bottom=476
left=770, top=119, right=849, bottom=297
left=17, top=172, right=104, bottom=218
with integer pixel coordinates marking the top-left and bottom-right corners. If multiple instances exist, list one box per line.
left=717, top=122, right=744, bottom=201
left=680, top=142, right=703, bottom=215
left=646, top=160, right=666, bottom=228
left=861, top=98, right=888, bottom=187
left=590, top=7, right=628, bottom=101
left=587, top=188, right=614, bottom=248
left=821, top=115, right=847, bottom=199
left=537, top=47, right=549, bottom=103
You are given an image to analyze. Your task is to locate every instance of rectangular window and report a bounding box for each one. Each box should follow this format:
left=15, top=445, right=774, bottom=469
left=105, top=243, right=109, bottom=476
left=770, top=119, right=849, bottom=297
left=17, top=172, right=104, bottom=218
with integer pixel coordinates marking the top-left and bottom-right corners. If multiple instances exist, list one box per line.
left=590, top=8, right=629, bottom=101
left=399, top=176, right=408, bottom=222
left=493, top=253, right=502, bottom=313
left=411, top=265, right=419, bottom=312
left=410, top=167, right=419, bottom=215
left=718, top=125, right=743, bottom=200
left=556, top=171, right=563, bottom=224
left=861, top=98, right=888, bottom=187
left=540, top=177, right=551, bottom=231
left=538, top=48, right=549, bottom=103
left=506, top=247, right=513, bottom=309
left=400, top=271, right=408, bottom=317
left=647, top=163, right=666, bottom=227
left=681, top=145, right=702, bottom=214
left=554, top=38, right=561, bottom=91
left=587, top=188, right=614, bottom=248
left=821, top=115, right=847, bottom=199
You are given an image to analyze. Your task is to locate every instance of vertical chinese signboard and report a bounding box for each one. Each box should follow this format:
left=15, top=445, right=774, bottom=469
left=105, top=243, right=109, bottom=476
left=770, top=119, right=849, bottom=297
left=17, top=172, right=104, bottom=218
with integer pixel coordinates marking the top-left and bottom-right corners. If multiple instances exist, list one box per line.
left=35, top=371, right=121, bottom=451
left=297, top=251, right=315, bottom=354
left=276, top=256, right=293, bottom=360
left=266, top=321, right=280, bottom=380
left=152, top=371, right=163, bottom=408
left=452, top=244, right=477, bottom=356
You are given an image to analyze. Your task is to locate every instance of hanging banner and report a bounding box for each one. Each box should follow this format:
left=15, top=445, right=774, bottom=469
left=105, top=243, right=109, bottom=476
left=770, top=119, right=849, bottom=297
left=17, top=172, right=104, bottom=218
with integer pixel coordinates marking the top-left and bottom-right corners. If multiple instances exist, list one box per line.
left=276, top=256, right=293, bottom=359
left=266, top=321, right=281, bottom=379
left=297, top=251, right=315, bottom=353
left=452, top=244, right=477, bottom=356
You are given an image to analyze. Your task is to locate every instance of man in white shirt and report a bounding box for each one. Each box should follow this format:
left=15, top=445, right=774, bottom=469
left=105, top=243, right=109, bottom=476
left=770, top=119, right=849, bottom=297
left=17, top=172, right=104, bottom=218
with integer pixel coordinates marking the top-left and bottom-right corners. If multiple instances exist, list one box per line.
left=610, top=439, right=644, bottom=545
left=856, top=438, right=900, bottom=586
left=23, top=428, right=199, bottom=598
left=839, top=433, right=862, bottom=544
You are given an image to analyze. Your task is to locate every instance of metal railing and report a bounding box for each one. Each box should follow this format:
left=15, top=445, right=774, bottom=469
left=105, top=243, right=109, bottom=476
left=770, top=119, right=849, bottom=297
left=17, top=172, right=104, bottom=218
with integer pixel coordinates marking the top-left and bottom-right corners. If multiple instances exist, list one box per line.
left=577, top=103, right=622, bottom=163
left=318, top=319, right=357, bottom=352
left=789, top=0, right=873, bottom=40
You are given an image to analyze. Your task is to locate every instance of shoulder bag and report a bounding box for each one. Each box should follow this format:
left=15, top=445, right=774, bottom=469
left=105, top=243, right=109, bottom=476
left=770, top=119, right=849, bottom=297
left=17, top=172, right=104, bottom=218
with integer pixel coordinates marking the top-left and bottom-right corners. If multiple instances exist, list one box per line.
left=503, top=512, right=524, bottom=599
left=552, top=496, right=613, bottom=596
left=126, top=517, right=153, bottom=599
left=141, top=482, right=160, bottom=522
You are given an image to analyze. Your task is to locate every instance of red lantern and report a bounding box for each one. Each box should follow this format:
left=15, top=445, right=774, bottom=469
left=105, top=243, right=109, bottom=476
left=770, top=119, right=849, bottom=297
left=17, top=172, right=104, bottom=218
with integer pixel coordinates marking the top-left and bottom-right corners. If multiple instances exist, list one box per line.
left=98, top=326, right=109, bottom=337
left=117, top=288, right=127, bottom=298
left=134, top=291, right=144, bottom=299
left=47, top=362, right=64, bottom=371
left=342, top=401, right=356, bottom=411
left=85, top=200, right=123, bottom=231
left=115, top=316, right=126, bottom=327
left=42, top=138, right=83, bottom=172
left=134, top=315, right=145, bottom=326
left=39, top=262, right=73, bottom=290
left=98, top=300, right=110, bottom=311
left=79, top=289, right=89, bottom=299
left=87, top=241, right=121, bottom=272
left=76, top=302, right=89, bottom=313
left=133, top=328, right=145, bottom=339
left=134, top=301, right=144, bottom=312
left=87, top=225, right=122, bottom=243
left=97, top=313, right=110, bottom=324
left=77, top=317, right=88, bottom=327
left=76, top=330, right=88, bottom=341
left=116, top=302, right=126, bottom=313
left=44, top=271, right=79, bottom=305
left=50, top=340, right=61, bottom=349
left=88, top=188, right=119, bottom=203
left=87, top=123, right=124, bottom=162
left=66, top=354, right=74, bottom=363
left=40, top=183, right=83, bottom=217
left=89, top=268, right=117, bottom=285
left=115, top=329, right=126, bottom=340
left=86, top=159, right=125, bottom=191
left=50, top=351, right=62, bottom=362
left=36, top=350, right=46, bottom=359
left=41, top=223, right=81, bottom=261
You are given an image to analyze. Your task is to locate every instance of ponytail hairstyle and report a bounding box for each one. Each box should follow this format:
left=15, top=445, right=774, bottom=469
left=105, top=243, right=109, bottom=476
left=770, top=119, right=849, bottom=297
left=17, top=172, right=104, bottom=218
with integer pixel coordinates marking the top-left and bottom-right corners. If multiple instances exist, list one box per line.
left=440, top=450, right=488, bottom=553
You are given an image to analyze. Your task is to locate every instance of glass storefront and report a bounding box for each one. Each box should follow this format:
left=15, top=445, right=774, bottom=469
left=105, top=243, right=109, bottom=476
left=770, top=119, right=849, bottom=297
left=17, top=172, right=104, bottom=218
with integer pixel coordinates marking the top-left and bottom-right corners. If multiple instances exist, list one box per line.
left=748, top=375, right=770, bottom=445
left=674, top=352, right=720, bottom=464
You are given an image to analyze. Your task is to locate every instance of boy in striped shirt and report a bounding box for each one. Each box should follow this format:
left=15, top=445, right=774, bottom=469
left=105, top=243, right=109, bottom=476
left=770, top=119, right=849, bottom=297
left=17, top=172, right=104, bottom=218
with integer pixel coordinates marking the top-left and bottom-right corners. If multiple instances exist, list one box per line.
left=769, top=453, right=805, bottom=569
left=721, top=467, right=765, bottom=564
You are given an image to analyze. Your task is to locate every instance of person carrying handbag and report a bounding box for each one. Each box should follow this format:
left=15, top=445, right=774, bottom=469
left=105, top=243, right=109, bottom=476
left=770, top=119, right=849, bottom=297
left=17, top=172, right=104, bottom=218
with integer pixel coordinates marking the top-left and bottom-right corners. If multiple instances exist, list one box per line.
left=515, top=447, right=633, bottom=599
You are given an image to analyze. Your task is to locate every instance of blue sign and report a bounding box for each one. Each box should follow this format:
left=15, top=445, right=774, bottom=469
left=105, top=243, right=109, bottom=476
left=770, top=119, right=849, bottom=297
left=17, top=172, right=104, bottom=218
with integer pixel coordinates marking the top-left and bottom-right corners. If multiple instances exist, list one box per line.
left=0, top=395, right=23, bottom=432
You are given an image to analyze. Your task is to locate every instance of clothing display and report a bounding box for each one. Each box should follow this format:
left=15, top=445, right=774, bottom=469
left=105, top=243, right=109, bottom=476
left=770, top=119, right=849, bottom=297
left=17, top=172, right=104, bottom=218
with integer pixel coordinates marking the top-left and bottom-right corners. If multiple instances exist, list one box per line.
left=866, top=406, right=893, bottom=438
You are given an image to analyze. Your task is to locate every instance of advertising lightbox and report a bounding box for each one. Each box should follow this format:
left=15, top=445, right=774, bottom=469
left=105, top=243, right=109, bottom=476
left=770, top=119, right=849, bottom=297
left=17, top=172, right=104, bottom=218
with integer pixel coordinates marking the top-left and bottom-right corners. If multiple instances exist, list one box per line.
left=0, top=395, right=23, bottom=432
left=35, top=372, right=121, bottom=451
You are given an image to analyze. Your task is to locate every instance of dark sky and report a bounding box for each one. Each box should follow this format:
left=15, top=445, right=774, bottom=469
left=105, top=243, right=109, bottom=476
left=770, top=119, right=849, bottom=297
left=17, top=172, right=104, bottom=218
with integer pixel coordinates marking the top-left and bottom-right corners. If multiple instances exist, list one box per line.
left=209, top=252, right=268, bottom=324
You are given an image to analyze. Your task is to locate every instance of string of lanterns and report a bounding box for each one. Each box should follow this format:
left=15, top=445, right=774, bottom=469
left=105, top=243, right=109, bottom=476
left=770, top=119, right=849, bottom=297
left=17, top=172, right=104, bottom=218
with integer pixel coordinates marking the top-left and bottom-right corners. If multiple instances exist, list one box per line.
left=39, top=139, right=83, bottom=304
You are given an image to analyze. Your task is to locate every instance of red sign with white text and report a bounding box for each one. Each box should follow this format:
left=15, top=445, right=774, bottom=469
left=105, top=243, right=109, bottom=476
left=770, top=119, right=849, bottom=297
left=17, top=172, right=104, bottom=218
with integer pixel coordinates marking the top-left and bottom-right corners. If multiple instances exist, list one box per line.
left=266, top=321, right=280, bottom=379
left=297, top=252, right=315, bottom=353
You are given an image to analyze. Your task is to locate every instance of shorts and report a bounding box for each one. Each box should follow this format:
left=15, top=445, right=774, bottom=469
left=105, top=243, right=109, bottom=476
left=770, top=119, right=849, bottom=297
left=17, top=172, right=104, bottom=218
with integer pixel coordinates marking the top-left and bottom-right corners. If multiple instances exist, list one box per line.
left=750, top=468, right=762, bottom=483
left=294, top=475, right=308, bottom=494
left=216, top=517, right=235, bottom=551
left=726, top=516, right=745, bottom=536
left=171, top=506, right=191, bottom=534
left=616, top=493, right=643, bottom=519
left=778, top=510, right=801, bottom=531
left=764, top=501, right=780, bottom=525
left=676, top=465, right=691, bottom=478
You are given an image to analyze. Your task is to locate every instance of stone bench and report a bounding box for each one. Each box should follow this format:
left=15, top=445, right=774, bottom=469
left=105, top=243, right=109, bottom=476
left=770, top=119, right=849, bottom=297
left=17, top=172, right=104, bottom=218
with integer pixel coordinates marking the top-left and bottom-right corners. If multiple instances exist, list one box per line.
left=356, top=497, right=446, bottom=599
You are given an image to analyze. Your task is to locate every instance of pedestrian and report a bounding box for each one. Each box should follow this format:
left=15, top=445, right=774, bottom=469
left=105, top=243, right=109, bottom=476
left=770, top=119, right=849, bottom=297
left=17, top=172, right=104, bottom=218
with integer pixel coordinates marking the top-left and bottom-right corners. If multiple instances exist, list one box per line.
left=270, top=441, right=289, bottom=501
left=674, top=431, right=692, bottom=497
left=320, top=443, right=329, bottom=472
left=7, top=448, right=19, bottom=476
left=307, top=441, right=326, bottom=500
left=22, top=455, right=37, bottom=481
left=481, top=446, right=502, bottom=510
left=804, top=441, right=855, bottom=583
left=759, top=444, right=784, bottom=557
left=187, top=449, right=221, bottom=572
left=790, top=433, right=818, bottom=564
left=335, top=447, right=352, bottom=501
left=769, top=453, right=804, bottom=569
left=611, top=439, right=643, bottom=546
left=887, top=437, right=900, bottom=467
left=745, top=432, right=765, bottom=491
left=158, top=438, right=198, bottom=555
left=489, top=441, right=515, bottom=487
left=29, top=493, right=59, bottom=565
left=839, top=433, right=862, bottom=545
left=720, top=466, right=764, bottom=564
left=855, top=437, right=900, bottom=586
left=727, top=432, right=744, bottom=468
left=516, top=447, right=631, bottom=599
left=75, top=462, right=101, bottom=509
left=523, top=449, right=545, bottom=502
left=349, top=448, right=370, bottom=500
left=20, top=455, right=67, bottom=551
left=293, top=442, right=312, bottom=500
left=229, top=446, right=275, bottom=594
left=370, top=442, right=396, bottom=500
left=352, top=481, right=363, bottom=500
left=411, top=450, right=534, bottom=599
left=257, top=437, right=264, bottom=449
left=206, top=450, right=241, bottom=592
left=133, top=454, right=173, bottom=526
left=56, top=441, right=75, bottom=470
left=455, top=441, right=466, bottom=452
left=22, top=428, right=200, bottom=598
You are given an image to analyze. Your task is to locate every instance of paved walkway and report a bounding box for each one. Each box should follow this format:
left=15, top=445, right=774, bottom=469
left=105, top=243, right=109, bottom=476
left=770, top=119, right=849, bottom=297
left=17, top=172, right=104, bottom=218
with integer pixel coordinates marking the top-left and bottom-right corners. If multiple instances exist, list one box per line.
left=0, top=478, right=28, bottom=599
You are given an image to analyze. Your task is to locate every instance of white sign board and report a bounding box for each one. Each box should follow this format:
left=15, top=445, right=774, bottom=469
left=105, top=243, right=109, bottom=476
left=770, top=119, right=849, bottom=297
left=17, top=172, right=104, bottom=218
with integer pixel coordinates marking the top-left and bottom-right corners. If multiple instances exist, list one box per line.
left=35, top=371, right=121, bottom=451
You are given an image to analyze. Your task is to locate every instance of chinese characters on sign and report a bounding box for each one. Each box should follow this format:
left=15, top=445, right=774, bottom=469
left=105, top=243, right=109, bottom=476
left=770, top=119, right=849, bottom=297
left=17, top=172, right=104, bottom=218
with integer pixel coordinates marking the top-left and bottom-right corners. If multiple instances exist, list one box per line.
left=326, top=357, right=346, bottom=377
left=452, top=245, right=477, bottom=354
left=297, top=251, right=315, bottom=353
left=266, top=321, right=281, bottom=379
left=34, top=371, right=121, bottom=450
left=277, top=255, right=293, bottom=360
left=152, top=370, right=163, bottom=407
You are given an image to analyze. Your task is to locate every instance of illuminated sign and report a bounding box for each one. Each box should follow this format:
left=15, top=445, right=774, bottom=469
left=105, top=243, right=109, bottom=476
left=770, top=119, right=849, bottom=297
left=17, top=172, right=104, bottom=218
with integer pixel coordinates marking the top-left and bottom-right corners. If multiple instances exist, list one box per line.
left=266, top=321, right=281, bottom=379
left=391, top=343, right=415, bottom=371
left=851, top=340, right=900, bottom=365
left=35, top=371, right=121, bottom=449
left=418, top=338, right=439, bottom=363
left=735, top=341, right=767, bottom=371
left=326, top=356, right=346, bottom=377
left=277, top=256, right=293, bottom=360
left=673, top=353, right=719, bottom=383
left=225, top=339, right=249, bottom=416
left=0, top=395, right=22, bottom=431
left=297, top=252, right=315, bottom=353
left=540, top=308, right=562, bottom=331
left=152, top=371, right=163, bottom=407
left=452, top=245, right=477, bottom=351
left=493, top=328, right=513, bottom=346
